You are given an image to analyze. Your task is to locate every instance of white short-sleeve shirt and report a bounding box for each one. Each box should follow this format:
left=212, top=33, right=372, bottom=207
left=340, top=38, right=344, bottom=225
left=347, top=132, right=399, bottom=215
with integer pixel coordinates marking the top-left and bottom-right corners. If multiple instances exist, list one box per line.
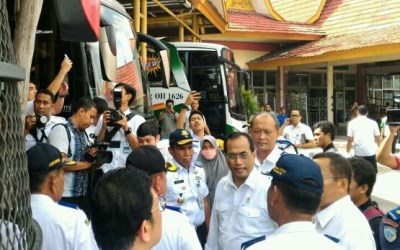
left=165, top=159, right=209, bottom=227
left=153, top=209, right=202, bottom=250
left=282, top=122, right=314, bottom=145
left=94, top=110, right=145, bottom=173
left=205, top=168, right=277, bottom=250
left=347, top=115, right=380, bottom=156
left=31, top=194, right=98, bottom=250
left=315, top=195, right=376, bottom=250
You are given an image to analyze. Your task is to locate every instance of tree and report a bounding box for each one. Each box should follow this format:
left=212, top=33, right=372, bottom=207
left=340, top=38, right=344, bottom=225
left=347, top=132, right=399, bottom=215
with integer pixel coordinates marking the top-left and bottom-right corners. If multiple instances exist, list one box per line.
left=12, top=0, right=44, bottom=119
left=241, top=85, right=259, bottom=119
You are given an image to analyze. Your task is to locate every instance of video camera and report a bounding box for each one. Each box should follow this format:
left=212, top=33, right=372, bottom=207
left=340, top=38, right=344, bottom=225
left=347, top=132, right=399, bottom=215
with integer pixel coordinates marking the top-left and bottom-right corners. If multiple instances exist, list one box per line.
left=87, top=140, right=113, bottom=164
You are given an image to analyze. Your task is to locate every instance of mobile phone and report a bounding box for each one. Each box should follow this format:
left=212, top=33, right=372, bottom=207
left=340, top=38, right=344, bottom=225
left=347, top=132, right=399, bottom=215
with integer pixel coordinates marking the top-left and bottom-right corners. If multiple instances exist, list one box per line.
left=199, top=91, right=207, bottom=99
left=64, top=54, right=69, bottom=59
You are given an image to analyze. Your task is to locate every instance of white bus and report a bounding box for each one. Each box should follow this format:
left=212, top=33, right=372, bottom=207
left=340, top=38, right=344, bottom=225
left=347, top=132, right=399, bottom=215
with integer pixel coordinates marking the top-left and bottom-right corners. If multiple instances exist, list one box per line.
left=149, top=42, right=248, bottom=139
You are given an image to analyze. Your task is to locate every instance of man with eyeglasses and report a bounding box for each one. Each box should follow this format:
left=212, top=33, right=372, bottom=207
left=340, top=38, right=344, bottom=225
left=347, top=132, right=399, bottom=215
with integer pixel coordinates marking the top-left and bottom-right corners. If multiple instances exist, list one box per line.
left=206, top=132, right=277, bottom=250
left=126, top=145, right=201, bottom=250
left=91, top=167, right=162, bottom=250
left=249, top=112, right=283, bottom=174
left=280, top=109, right=316, bottom=149
left=313, top=152, right=376, bottom=250
left=165, top=129, right=209, bottom=247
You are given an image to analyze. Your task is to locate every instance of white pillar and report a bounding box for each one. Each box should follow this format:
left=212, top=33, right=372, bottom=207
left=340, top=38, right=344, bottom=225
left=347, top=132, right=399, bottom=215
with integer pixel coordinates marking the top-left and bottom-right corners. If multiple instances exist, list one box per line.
left=327, top=64, right=334, bottom=122
left=279, top=66, right=284, bottom=107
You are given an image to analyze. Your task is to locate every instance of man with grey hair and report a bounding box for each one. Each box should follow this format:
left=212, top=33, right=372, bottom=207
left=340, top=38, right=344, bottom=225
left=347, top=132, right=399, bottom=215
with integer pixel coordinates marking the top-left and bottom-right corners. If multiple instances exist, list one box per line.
left=249, top=112, right=283, bottom=174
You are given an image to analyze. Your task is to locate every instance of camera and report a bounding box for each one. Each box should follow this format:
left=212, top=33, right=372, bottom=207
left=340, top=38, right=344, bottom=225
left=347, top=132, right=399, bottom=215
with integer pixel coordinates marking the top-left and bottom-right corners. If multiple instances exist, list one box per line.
left=113, top=88, right=122, bottom=109
left=35, top=114, right=49, bottom=128
left=108, top=88, right=123, bottom=126
left=108, top=108, right=122, bottom=122
left=88, top=140, right=113, bottom=164
left=387, top=95, right=400, bottom=125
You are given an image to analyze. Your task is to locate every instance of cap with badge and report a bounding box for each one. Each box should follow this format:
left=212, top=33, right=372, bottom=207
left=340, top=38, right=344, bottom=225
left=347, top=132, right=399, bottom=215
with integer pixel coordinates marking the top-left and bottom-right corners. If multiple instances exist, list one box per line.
left=169, top=129, right=196, bottom=146
left=269, top=154, right=323, bottom=194
left=126, top=145, right=166, bottom=175
left=26, top=143, right=76, bottom=175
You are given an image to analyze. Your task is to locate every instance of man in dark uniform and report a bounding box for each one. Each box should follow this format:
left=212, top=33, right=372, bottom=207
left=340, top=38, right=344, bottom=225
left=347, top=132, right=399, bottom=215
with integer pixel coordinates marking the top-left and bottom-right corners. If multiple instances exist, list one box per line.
left=380, top=207, right=400, bottom=249
left=349, top=157, right=384, bottom=250
left=313, top=120, right=338, bottom=153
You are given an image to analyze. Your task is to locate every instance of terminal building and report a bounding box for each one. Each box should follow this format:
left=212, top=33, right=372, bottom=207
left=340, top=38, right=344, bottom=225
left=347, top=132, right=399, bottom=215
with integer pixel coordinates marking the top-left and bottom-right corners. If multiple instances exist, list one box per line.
left=125, top=0, right=400, bottom=130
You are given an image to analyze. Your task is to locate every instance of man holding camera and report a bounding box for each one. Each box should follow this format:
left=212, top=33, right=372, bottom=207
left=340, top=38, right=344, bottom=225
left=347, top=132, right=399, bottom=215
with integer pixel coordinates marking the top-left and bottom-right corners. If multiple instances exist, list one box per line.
left=95, top=82, right=145, bottom=173
left=24, top=89, right=67, bottom=151
left=48, top=97, right=98, bottom=216
left=158, top=99, right=179, bottom=139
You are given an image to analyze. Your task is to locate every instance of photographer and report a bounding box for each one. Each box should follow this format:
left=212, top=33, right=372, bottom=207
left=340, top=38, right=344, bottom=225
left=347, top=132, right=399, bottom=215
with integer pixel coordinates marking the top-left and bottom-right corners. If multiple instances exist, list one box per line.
left=376, top=125, right=400, bottom=169
left=95, top=83, right=145, bottom=173
left=158, top=99, right=178, bottom=139
left=48, top=97, right=98, bottom=217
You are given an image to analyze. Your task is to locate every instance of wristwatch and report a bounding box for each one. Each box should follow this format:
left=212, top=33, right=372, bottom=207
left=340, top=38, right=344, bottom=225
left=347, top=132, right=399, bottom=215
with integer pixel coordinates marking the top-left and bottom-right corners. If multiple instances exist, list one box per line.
left=124, top=127, right=132, bottom=135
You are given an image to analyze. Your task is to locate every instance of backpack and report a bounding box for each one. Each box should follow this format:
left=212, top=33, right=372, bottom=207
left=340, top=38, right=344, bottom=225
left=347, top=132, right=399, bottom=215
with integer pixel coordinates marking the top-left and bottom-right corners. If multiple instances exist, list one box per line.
left=51, top=123, right=89, bottom=158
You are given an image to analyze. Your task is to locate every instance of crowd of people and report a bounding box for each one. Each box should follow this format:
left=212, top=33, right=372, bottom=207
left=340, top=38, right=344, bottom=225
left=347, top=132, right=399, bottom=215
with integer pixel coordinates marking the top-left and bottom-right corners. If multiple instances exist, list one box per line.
left=23, top=69, right=400, bottom=249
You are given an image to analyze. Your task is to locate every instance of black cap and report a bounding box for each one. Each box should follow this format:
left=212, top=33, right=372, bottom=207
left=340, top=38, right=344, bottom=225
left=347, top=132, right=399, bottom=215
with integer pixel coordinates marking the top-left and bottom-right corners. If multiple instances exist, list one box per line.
left=26, top=143, right=76, bottom=175
left=169, top=129, right=195, bottom=146
left=126, top=145, right=166, bottom=175
left=270, top=154, right=323, bottom=194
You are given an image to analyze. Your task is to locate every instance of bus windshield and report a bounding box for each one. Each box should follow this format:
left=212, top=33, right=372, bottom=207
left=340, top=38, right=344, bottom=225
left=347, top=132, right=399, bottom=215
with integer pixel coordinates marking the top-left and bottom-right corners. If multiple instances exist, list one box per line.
left=222, top=48, right=245, bottom=119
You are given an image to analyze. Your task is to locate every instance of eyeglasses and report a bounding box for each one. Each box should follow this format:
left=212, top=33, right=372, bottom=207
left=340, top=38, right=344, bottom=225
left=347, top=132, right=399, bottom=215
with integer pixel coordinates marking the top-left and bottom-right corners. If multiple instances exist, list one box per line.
left=158, top=195, right=166, bottom=212
left=226, top=152, right=251, bottom=161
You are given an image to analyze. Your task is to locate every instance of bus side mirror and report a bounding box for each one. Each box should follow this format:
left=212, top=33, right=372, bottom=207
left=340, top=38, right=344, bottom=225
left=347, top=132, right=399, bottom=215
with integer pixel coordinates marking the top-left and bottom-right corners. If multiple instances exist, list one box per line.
left=159, top=49, right=170, bottom=88
left=99, top=26, right=117, bottom=82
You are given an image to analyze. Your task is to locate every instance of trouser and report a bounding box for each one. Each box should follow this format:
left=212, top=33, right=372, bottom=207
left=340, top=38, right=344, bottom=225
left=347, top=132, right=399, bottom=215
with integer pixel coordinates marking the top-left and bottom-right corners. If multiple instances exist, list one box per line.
left=356, top=154, right=377, bottom=173
left=61, top=196, right=90, bottom=219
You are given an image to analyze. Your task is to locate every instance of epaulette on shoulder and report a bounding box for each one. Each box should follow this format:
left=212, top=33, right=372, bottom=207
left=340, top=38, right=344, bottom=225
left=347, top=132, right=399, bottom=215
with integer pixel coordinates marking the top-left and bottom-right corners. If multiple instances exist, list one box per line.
left=58, top=201, right=79, bottom=210
left=387, top=207, right=400, bottom=221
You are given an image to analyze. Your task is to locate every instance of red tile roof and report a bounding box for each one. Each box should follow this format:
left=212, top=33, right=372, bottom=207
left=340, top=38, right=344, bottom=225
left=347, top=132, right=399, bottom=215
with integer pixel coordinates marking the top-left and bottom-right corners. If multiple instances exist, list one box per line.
left=227, top=10, right=325, bottom=36
left=249, top=0, right=400, bottom=65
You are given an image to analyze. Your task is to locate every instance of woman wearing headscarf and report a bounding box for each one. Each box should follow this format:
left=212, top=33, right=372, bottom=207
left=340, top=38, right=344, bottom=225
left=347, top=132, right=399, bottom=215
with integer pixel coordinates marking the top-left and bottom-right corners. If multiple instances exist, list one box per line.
left=197, top=135, right=229, bottom=209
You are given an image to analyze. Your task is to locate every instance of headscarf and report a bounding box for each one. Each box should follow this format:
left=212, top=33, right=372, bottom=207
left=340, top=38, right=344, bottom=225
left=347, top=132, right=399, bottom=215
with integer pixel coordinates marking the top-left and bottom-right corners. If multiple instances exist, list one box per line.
left=198, top=135, right=229, bottom=209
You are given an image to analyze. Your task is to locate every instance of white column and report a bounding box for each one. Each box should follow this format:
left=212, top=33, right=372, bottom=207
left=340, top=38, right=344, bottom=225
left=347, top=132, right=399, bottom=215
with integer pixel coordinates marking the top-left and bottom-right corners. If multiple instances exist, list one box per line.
left=279, top=66, right=284, bottom=107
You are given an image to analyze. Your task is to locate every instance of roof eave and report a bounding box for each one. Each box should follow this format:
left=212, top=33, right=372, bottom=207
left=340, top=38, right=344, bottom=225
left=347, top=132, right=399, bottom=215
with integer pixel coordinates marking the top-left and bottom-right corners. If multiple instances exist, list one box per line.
left=247, top=44, right=400, bottom=69
left=192, top=0, right=228, bottom=32
left=201, top=31, right=323, bottom=42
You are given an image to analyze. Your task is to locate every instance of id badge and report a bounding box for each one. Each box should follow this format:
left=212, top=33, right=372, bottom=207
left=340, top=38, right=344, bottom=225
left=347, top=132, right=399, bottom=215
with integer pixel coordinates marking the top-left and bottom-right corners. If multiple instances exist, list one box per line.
left=123, top=142, right=130, bottom=153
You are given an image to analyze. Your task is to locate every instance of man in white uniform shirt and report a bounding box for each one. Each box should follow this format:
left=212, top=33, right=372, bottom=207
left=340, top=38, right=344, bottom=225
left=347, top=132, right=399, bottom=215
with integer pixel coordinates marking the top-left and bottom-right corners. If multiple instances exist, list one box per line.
left=313, top=152, right=376, bottom=250
left=347, top=105, right=380, bottom=171
left=249, top=112, right=283, bottom=174
left=248, top=154, right=343, bottom=250
left=27, top=143, right=98, bottom=250
left=165, top=129, right=210, bottom=246
left=95, top=82, right=145, bottom=173
left=205, top=132, right=277, bottom=250
left=126, top=146, right=201, bottom=250
left=281, top=109, right=316, bottom=149
left=24, top=89, right=66, bottom=151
